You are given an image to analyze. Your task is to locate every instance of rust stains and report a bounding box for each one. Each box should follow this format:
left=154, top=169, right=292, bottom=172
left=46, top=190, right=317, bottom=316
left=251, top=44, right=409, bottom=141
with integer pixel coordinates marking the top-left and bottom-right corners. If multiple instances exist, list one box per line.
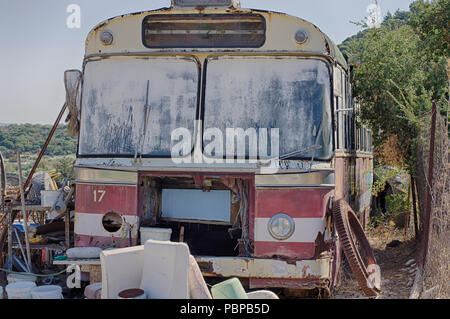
left=313, top=231, right=333, bottom=259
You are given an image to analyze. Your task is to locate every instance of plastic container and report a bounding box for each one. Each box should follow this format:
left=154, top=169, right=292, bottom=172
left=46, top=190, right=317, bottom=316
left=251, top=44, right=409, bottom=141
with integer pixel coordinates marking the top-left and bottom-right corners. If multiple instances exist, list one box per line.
left=41, top=190, right=65, bottom=220
left=118, top=288, right=147, bottom=299
left=211, top=278, right=248, bottom=299
left=12, top=222, right=40, bottom=232
left=7, top=273, right=37, bottom=284
left=140, top=227, right=172, bottom=244
left=5, top=281, right=36, bottom=299
left=30, top=285, right=63, bottom=299
left=66, top=247, right=102, bottom=259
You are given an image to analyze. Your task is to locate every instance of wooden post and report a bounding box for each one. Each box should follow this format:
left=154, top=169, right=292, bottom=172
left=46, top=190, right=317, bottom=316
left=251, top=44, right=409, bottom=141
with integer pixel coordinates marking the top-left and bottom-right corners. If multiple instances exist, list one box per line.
left=17, top=150, right=32, bottom=271
left=65, top=210, right=70, bottom=250
left=404, top=179, right=412, bottom=239
left=7, top=206, right=12, bottom=271
left=411, top=177, right=419, bottom=238
left=422, top=101, right=437, bottom=267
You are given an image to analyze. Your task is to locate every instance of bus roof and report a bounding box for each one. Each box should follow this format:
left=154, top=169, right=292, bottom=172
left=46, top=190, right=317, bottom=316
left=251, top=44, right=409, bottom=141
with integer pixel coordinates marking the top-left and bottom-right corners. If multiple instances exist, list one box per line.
left=85, top=7, right=348, bottom=69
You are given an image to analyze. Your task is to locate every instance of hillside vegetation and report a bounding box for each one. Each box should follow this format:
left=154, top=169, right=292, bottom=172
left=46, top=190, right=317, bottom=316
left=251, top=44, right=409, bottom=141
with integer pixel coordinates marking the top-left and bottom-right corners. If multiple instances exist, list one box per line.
left=0, top=124, right=77, bottom=159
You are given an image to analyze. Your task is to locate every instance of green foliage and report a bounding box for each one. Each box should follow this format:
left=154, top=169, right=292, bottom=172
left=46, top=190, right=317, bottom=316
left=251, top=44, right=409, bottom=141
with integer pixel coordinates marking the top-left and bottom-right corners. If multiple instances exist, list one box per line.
left=409, top=0, right=450, bottom=60
left=386, top=193, right=410, bottom=218
left=371, top=166, right=409, bottom=197
left=0, top=124, right=77, bottom=159
left=339, top=0, right=449, bottom=174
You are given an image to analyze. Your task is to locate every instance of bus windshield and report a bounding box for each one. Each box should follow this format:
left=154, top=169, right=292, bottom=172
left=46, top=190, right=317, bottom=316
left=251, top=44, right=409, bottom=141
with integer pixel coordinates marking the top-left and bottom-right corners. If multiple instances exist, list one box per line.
left=79, top=56, right=332, bottom=160
left=78, top=57, right=199, bottom=157
left=204, top=57, right=332, bottom=160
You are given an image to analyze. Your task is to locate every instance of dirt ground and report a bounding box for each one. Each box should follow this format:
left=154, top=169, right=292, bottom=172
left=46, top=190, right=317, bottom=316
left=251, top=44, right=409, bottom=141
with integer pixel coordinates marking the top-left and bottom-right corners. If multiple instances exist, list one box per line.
left=334, top=223, right=420, bottom=299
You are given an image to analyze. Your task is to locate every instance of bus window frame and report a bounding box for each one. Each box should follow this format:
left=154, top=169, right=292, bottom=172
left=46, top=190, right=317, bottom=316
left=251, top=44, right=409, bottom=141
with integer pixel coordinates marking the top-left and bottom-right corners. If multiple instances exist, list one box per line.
left=201, top=54, right=335, bottom=162
left=141, top=13, right=267, bottom=50
left=76, top=55, right=202, bottom=159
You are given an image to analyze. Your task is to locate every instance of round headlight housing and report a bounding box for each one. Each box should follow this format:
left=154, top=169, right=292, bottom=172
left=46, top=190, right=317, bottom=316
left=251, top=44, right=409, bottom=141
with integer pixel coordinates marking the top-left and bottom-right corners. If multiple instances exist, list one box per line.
left=268, top=213, right=295, bottom=241
left=100, top=30, right=114, bottom=46
left=294, top=30, right=308, bottom=45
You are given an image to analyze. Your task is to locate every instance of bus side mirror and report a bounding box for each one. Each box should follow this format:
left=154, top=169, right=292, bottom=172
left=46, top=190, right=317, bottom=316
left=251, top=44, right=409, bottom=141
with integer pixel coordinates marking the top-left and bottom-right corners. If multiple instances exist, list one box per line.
left=64, top=69, right=82, bottom=137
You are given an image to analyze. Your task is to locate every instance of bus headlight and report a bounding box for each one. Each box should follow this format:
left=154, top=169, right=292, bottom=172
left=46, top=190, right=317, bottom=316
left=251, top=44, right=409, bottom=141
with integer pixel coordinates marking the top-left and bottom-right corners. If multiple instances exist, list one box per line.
left=268, top=213, right=295, bottom=240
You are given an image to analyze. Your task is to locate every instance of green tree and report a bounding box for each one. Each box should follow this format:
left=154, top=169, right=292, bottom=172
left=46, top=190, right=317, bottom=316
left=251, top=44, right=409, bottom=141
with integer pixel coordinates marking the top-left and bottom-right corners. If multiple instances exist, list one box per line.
left=341, top=0, right=448, bottom=174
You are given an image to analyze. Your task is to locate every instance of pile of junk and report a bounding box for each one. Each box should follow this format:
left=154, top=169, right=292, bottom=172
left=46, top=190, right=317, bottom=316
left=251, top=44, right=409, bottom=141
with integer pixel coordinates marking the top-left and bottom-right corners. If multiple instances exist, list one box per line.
left=0, top=136, right=278, bottom=300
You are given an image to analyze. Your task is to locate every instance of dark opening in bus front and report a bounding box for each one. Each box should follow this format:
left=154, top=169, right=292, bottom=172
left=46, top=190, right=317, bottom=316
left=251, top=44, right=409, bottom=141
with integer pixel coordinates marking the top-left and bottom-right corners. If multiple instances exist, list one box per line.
left=143, top=14, right=266, bottom=48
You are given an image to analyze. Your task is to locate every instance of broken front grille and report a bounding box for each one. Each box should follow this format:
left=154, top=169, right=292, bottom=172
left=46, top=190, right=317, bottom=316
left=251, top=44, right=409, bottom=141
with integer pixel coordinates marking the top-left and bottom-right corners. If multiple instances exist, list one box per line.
left=143, top=14, right=266, bottom=48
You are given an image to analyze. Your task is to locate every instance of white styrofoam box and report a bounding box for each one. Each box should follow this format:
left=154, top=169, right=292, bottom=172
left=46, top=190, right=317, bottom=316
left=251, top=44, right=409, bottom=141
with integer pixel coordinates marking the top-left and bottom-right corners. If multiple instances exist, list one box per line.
left=41, top=190, right=65, bottom=220
left=188, top=255, right=212, bottom=299
left=7, top=273, right=37, bottom=284
left=84, top=282, right=102, bottom=299
left=161, top=189, right=231, bottom=223
left=100, top=246, right=145, bottom=299
left=67, top=247, right=102, bottom=259
left=140, top=240, right=190, bottom=299
left=140, top=227, right=172, bottom=244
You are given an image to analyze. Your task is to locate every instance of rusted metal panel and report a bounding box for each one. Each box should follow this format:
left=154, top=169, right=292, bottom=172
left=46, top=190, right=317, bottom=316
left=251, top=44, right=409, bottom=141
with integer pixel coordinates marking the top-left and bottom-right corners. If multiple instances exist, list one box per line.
left=75, top=234, right=138, bottom=249
left=75, top=184, right=137, bottom=215
left=249, top=278, right=329, bottom=290
left=255, top=171, right=335, bottom=188
left=74, top=183, right=139, bottom=247
left=195, top=256, right=330, bottom=280
left=255, top=188, right=332, bottom=219
left=85, top=9, right=337, bottom=64
left=143, top=14, right=266, bottom=48
left=253, top=188, right=334, bottom=259
left=172, top=0, right=241, bottom=9
left=75, top=168, right=137, bottom=185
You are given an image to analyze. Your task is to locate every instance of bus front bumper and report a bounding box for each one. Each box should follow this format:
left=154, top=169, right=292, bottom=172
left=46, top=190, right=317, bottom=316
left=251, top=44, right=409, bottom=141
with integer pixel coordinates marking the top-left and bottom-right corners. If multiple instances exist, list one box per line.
left=195, top=256, right=332, bottom=289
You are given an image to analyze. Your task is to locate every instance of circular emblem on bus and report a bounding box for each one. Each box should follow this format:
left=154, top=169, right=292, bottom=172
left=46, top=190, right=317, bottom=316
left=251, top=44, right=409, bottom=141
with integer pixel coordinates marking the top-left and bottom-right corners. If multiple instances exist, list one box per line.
left=100, top=30, right=114, bottom=46
left=295, top=30, right=308, bottom=45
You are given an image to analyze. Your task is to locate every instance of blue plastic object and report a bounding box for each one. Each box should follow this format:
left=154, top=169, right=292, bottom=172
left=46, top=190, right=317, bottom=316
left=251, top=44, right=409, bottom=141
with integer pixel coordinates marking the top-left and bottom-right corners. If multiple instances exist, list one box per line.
left=13, top=222, right=40, bottom=232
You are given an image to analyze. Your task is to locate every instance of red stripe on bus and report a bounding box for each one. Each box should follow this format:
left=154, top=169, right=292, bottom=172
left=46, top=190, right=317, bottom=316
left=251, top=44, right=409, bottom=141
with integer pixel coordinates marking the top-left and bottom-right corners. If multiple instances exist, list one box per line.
left=255, top=188, right=332, bottom=219
left=253, top=241, right=316, bottom=259
left=75, top=234, right=138, bottom=248
left=75, top=184, right=137, bottom=215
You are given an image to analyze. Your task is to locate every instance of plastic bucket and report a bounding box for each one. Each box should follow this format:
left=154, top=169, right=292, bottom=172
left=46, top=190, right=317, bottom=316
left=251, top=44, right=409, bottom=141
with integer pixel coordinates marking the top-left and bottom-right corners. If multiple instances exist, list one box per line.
left=6, top=281, right=36, bottom=299
left=7, top=273, right=37, bottom=284
left=140, top=227, right=172, bottom=244
left=31, top=285, right=63, bottom=299
left=118, top=288, right=147, bottom=299
left=211, top=278, right=248, bottom=299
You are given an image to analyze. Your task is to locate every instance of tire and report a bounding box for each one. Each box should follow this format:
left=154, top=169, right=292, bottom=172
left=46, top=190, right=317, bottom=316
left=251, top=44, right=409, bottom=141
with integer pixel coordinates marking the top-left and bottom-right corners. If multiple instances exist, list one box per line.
left=28, top=171, right=57, bottom=204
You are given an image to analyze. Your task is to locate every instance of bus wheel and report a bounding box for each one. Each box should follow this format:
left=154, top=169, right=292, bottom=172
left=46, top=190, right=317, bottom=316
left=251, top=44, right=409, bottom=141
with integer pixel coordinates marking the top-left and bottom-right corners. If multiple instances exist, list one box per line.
left=333, top=199, right=381, bottom=297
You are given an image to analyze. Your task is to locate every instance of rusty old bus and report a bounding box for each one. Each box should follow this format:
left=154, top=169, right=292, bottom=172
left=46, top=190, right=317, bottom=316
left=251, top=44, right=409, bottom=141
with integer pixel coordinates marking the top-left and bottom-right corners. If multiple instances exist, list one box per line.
left=66, top=0, right=378, bottom=296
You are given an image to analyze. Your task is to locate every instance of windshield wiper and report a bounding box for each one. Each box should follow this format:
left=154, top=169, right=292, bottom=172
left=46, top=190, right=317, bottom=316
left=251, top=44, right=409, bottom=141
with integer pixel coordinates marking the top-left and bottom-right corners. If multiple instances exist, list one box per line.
left=135, top=80, right=150, bottom=162
left=257, top=123, right=324, bottom=172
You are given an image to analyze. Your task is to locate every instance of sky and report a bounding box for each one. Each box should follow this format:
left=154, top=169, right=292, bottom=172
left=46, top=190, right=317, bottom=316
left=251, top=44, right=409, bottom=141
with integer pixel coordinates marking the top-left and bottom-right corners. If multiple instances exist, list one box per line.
left=0, top=0, right=415, bottom=124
